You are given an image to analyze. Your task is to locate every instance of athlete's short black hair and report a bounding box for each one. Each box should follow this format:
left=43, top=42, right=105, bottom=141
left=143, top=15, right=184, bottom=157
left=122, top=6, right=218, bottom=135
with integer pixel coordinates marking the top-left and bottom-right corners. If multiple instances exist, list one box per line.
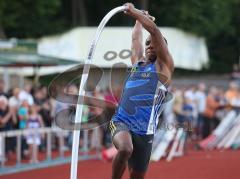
left=146, top=35, right=168, bottom=45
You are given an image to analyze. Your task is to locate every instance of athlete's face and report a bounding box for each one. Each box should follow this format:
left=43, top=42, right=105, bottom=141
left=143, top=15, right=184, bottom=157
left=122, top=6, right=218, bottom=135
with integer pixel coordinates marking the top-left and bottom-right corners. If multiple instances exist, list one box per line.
left=145, top=36, right=157, bottom=62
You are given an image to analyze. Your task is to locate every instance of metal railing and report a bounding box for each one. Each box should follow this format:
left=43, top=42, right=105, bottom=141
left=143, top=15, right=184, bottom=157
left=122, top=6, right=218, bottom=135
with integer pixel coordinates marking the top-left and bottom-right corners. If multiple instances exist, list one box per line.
left=0, top=124, right=101, bottom=175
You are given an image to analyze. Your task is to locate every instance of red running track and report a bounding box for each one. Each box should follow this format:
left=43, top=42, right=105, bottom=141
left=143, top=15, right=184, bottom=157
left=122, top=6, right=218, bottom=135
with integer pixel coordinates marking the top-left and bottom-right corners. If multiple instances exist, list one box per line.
left=1, top=150, right=240, bottom=179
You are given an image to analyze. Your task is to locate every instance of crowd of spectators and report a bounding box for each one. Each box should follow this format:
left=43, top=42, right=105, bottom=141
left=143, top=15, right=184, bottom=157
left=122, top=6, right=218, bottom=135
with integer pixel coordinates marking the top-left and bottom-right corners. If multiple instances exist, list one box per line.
left=169, top=81, right=240, bottom=140
left=0, top=80, right=52, bottom=162
left=1, top=77, right=240, bottom=162
left=0, top=79, right=121, bottom=162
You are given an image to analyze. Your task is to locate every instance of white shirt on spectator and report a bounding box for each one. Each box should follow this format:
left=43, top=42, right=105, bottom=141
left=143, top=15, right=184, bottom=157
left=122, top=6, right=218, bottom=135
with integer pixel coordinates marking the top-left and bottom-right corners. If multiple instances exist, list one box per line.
left=195, top=90, right=206, bottom=113
left=19, top=90, right=34, bottom=105
left=184, top=89, right=198, bottom=118
left=184, top=90, right=196, bottom=102
left=9, top=96, right=20, bottom=107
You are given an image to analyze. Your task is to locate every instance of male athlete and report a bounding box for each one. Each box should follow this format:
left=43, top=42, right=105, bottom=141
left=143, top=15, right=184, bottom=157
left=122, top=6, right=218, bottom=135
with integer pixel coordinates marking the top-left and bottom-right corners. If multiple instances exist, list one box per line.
left=109, top=3, right=174, bottom=179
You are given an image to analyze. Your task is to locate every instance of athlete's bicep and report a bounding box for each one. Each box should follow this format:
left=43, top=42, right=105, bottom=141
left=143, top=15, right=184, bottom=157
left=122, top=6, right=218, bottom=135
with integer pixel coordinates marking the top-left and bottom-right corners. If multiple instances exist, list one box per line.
left=131, top=21, right=144, bottom=65
left=151, top=29, right=174, bottom=73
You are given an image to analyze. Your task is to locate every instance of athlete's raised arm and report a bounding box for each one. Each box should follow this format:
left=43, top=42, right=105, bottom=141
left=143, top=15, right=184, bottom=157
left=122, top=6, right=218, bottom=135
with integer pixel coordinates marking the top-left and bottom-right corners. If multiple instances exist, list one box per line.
left=131, top=20, right=144, bottom=64
left=124, top=3, right=174, bottom=74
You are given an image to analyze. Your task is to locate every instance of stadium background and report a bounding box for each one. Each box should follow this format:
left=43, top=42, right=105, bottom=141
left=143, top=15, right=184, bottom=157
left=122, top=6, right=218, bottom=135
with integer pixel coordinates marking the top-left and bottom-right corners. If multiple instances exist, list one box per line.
left=0, top=0, right=240, bottom=179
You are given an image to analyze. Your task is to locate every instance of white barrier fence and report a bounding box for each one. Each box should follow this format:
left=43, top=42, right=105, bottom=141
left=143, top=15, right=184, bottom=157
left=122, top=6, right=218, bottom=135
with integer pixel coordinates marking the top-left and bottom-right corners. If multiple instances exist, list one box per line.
left=151, top=111, right=240, bottom=162
left=0, top=125, right=101, bottom=175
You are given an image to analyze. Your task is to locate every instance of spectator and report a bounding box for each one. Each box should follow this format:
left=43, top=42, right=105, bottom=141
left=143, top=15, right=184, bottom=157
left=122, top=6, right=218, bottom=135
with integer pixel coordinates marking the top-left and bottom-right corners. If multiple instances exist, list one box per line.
left=87, top=88, right=105, bottom=150
left=0, top=79, right=8, bottom=97
left=39, top=101, right=52, bottom=127
left=26, top=105, right=44, bottom=163
left=19, top=84, right=34, bottom=106
left=173, top=89, right=184, bottom=121
left=91, top=88, right=105, bottom=119
left=181, top=96, right=194, bottom=128
left=18, top=100, right=29, bottom=129
left=202, top=87, right=221, bottom=138
left=51, top=85, right=70, bottom=151
left=0, top=95, right=17, bottom=159
left=40, top=86, right=49, bottom=101
left=184, top=86, right=198, bottom=127
left=65, top=84, right=79, bottom=148
left=173, top=89, right=193, bottom=131
left=215, top=88, right=228, bottom=119
left=225, top=81, right=239, bottom=104
left=17, top=99, right=30, bottom=158
left=195, top=83, right=207, bottom=139
left=33, top=88, right=45, bottom=108
left=8, top=87, right=21, bottom=108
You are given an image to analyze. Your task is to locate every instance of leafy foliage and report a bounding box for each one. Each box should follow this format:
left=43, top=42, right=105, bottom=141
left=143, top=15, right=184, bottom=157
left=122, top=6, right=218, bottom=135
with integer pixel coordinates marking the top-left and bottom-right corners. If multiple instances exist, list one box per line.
left=0, top=0, right=239, bottom=73
left=0, top=0, right=69, bottom=37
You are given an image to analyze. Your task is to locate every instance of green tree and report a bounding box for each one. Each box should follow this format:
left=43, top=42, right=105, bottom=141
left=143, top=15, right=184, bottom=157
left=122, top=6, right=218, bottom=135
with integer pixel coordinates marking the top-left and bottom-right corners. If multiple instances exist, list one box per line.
left=0, top=0, right=239, bottom=73
left=207, top=0, right=240, bottom=73
left=149, top=0, right=239, bottom=73
left=0, top=0, right=69, bottom=38
left=0, top=0, right=6, bottom=38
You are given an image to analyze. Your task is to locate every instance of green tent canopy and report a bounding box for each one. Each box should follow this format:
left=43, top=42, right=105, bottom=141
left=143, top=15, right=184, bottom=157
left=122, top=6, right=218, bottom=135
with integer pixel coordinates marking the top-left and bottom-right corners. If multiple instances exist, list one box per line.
left=0, top=39, right=81, bottom=87
left=0, top=51, right=79, bottom=67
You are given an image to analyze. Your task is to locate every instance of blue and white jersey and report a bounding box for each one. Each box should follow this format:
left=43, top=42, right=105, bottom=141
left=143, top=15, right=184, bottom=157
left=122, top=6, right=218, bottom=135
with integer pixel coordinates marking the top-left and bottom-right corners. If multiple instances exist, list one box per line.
left=112, top=61, right=169, bottom=135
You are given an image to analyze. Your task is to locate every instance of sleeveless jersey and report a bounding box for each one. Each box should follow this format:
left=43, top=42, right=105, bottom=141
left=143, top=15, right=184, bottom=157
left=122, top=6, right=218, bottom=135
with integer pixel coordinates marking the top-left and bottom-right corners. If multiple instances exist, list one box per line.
left=112, top=61, right=169, bottom=135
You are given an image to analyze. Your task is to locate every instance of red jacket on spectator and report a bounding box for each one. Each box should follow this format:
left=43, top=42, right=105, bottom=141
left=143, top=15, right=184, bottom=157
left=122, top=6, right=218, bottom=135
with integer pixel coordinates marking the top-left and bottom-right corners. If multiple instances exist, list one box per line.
left=203, top=95, right=220, bottom=119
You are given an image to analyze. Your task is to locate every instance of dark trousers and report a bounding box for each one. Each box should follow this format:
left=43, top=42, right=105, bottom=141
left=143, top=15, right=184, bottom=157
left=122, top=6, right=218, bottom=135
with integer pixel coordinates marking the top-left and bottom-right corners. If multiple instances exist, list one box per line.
left=202, top=116, right=219, bottom=139
left=196, top=114, right=204, bottom=138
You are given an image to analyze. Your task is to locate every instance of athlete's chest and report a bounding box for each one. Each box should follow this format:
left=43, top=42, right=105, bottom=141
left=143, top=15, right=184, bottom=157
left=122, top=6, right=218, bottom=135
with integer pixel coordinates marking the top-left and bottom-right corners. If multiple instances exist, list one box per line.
left=128, top=64, right=156, bottom=80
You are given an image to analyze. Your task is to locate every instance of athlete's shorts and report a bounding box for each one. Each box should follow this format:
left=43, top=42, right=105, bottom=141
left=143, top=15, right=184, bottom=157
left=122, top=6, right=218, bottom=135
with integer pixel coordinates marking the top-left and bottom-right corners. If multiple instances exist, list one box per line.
left=109, top=120, right=154, bottom=172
